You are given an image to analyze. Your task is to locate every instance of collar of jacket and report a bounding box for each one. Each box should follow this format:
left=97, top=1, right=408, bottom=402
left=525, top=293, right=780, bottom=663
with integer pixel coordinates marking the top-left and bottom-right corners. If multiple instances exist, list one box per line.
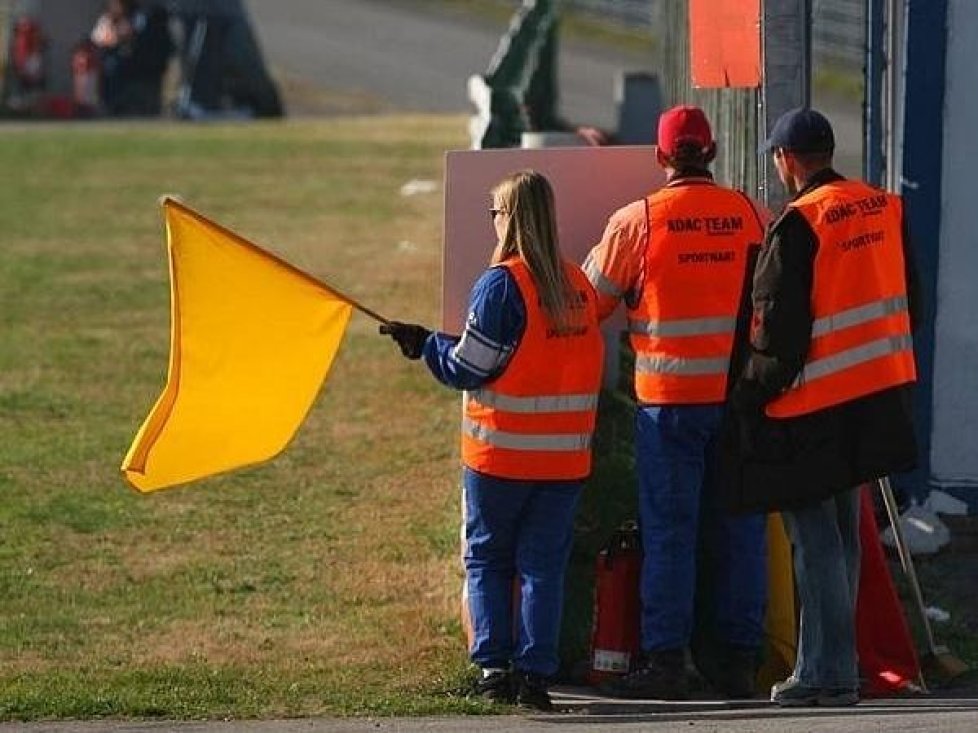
left=793, top=167, right=845, bottom=200
left=665, top=168, right=715, bottom=187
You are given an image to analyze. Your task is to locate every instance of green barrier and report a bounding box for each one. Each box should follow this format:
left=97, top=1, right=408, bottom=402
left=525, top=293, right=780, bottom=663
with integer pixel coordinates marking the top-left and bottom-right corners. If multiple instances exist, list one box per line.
left=469, top=0, right=560, bottom=148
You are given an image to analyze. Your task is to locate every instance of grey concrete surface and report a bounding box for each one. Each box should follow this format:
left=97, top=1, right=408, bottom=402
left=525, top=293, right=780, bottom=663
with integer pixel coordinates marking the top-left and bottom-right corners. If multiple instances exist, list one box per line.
left=2, top=694, right=978, bottom=733
left=245, top=0, right=653, bottom=131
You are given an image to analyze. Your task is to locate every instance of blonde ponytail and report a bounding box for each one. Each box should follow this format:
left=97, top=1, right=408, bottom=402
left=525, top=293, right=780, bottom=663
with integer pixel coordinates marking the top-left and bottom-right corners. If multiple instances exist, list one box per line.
left=490, top=170, right=581, bottom=333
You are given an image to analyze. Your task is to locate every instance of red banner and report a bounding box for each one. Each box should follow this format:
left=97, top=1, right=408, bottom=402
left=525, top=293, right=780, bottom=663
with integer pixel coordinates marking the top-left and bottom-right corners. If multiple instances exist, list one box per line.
left=689, top=0, right=761, bottom=88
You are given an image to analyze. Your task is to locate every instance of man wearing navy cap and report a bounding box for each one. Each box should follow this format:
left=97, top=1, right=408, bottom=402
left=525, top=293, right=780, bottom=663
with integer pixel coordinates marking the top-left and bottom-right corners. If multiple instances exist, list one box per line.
left=727, top=107, right=921, bottom=706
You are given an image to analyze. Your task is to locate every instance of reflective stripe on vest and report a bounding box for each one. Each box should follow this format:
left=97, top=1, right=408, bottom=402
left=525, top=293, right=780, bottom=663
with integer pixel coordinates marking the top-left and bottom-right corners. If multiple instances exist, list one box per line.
left=810, top=295, right=908, bottom=338
left=635, top=354, right=730, bottom=376
left=467, top=388, right=599, bottom=414
left=462, top=417, right=592, bottom=452
left=628, top=315, right=736, bottom=338
left=461, top=258, right=603, bottom=480
left=766, top=181, right=916, bottom=418
left=627, top=183, right=763, bottom=404
left=795, top=333, right=914, bottom=385
left=583, top=256, right=624, bottom=299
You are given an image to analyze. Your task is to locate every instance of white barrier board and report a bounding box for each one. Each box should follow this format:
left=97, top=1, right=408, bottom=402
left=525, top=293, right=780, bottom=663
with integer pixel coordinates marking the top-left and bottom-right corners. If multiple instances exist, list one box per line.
left=442, top=146, right=665, bottom=334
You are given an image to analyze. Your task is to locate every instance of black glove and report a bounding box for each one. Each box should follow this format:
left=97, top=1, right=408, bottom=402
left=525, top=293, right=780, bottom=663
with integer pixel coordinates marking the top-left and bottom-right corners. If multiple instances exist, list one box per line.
left=379, top=321, right=431, bottom=360
left=729, top=378, right=766, bottom=416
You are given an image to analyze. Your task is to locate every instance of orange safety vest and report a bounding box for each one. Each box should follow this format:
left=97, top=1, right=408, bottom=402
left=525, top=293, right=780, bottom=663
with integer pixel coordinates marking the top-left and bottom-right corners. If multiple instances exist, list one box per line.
left=628, top=182, right=764, bottom=404
left=462, top=258, right=604, bottom=480
left=766, top=180, right=916, bottom=418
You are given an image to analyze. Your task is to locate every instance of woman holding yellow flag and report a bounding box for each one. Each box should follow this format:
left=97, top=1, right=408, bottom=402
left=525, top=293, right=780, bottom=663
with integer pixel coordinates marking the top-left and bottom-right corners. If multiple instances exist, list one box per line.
left=381, top=170, right=603, bottom=711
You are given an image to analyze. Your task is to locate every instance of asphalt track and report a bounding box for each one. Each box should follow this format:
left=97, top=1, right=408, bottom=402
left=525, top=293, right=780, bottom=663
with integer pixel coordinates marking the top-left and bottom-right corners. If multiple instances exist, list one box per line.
left=3, top=4, right=960, bottom=732
left=245, top=0, right=652, bottom=131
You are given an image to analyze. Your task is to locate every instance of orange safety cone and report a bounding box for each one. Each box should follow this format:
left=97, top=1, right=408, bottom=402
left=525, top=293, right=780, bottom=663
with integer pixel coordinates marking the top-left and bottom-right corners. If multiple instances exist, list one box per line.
left=856, top=484, right=922, bottom=696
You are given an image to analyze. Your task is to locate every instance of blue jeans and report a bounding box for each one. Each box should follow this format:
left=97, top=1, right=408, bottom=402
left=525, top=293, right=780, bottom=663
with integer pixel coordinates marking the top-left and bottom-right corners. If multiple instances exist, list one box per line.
left=462, top=467, right=582, bottom=677
left=781, top=486, right=861, bottom=690
left=636, top=404, right=767, bottom=652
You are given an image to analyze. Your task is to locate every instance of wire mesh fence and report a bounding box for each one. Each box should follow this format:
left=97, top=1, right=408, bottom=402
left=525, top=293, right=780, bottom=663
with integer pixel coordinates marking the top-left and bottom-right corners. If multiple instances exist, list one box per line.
left=813, top=0, right=864, bottom=67
left=556, top=0, right=863, bottom=69
left=559, top=0, right=657, bottom=29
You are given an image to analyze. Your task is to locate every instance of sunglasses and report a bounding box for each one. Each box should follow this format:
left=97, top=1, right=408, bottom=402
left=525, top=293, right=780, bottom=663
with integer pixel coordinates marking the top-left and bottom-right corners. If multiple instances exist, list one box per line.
left=489, top=207, right=507, bottom=222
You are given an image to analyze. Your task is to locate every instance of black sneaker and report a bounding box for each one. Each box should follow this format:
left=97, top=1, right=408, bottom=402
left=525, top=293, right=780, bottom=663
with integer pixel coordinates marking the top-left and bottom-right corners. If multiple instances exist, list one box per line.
left=473, top=670, right=515, bottom=705
left=693, top=643, right=759, bottom=699
left=771, top=676, right=859, bottom=707
left=600, top=649, right=688, bottom=700
left=771, top=676, right=820, bottom=706
left=817, top=687, right=860, bottom=707
left=514, top=671, right=553, bottom=712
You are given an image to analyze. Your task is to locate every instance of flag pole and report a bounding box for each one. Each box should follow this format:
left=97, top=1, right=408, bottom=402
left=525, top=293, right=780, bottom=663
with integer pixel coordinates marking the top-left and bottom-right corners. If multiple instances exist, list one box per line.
left=160, top=197, right=390, bottom=324
left=327, top=287, right=389, bottom=324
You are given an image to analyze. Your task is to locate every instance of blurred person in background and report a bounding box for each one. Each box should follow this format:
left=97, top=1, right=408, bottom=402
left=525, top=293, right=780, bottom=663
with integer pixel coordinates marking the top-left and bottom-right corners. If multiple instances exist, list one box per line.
left=91, top=0, right=173, bottom=115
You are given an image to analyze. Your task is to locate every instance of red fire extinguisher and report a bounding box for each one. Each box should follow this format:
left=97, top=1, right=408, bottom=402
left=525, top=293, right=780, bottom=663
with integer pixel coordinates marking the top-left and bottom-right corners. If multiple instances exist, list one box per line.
left=588, top=521, right=642, bottom=686
left=11, top=16, right=46, bottom=89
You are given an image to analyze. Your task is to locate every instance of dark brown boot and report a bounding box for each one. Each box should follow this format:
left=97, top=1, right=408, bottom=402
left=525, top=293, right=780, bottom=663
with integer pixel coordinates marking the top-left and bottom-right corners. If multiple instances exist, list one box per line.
left=600, top=649, right=688, bottom=700
left=514, top=671, right=553, bottom=712
left=472, top=669, right=515, bottom=704
left=693, top=643, right=759, bottom=699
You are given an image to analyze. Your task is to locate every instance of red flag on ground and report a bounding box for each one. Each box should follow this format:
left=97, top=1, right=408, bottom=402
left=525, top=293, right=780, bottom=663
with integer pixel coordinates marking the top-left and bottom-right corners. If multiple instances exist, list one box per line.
left=856, top=485, right=922, bottom=696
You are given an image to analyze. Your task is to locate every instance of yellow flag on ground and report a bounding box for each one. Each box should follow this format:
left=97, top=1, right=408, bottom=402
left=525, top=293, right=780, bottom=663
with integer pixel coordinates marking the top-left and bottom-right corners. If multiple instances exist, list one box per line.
left=122, top=198, right=355, bottom=492
left=758, top=513, right=797, bottom=689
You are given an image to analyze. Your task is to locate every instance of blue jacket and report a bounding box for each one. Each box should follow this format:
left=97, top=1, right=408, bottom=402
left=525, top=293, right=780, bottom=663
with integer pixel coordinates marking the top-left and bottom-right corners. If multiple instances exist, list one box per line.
left=422, top=266, right=526, bottom=390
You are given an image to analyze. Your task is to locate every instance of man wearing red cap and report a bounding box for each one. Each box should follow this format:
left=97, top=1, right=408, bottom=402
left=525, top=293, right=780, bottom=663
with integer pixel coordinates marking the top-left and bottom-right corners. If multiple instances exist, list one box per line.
left=583, top=105, right=769, bottom=699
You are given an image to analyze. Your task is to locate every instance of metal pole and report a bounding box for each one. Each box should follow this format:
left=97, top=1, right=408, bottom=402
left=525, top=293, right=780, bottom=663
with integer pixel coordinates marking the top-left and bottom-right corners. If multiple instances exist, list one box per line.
left=884, top=0, right=901, bottom=192
left=864, top=0, right=885, bottom=185
left=760, top=0, right=812, bottom=210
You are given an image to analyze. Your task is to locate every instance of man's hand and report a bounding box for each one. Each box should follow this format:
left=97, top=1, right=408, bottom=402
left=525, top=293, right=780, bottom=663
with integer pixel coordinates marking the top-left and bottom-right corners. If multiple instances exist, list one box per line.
left=379, top=321, right=431, bottom=360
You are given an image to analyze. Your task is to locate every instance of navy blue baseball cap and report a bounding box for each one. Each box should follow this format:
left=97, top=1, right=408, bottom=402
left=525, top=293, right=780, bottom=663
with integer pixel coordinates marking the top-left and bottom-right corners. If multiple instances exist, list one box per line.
left=759, top=107, right=835, bottom=154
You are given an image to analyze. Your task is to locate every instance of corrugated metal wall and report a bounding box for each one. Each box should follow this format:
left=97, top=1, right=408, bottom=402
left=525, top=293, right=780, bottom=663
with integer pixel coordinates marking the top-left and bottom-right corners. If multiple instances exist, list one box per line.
left=813, top=0, right=864, bottom=66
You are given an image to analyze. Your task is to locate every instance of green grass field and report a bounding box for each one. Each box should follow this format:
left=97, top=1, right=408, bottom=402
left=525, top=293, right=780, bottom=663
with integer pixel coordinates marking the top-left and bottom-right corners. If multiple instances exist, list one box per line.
left=3, top=114, right=973, bottom=723
left=0, top=116, right=515, bottom=719
left=0, top=116, right=642, bottom=721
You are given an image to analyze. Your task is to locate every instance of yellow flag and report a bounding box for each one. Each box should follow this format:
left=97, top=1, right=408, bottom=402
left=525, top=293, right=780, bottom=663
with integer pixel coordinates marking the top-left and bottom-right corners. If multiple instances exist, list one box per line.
left=122, top=199, right=354, bottom=492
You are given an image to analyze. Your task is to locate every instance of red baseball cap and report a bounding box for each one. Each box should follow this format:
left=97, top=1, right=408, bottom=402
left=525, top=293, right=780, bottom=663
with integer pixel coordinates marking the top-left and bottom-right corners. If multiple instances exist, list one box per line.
left=656, top=105, right=713, bottom=157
